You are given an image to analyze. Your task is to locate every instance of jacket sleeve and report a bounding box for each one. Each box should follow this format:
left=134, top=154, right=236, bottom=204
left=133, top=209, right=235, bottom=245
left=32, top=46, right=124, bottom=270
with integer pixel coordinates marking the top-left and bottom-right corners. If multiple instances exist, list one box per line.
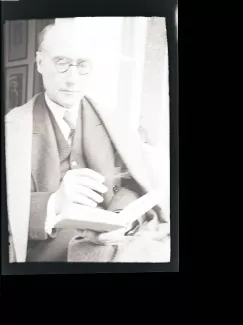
left=29, top=176, right=57, bottom=240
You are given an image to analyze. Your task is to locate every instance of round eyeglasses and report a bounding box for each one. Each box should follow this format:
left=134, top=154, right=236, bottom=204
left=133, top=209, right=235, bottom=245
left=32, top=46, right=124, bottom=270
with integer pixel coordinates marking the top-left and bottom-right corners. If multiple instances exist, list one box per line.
left=40, top=51, right=91, bottom=75
left=55, top=58, right=91, bottom=74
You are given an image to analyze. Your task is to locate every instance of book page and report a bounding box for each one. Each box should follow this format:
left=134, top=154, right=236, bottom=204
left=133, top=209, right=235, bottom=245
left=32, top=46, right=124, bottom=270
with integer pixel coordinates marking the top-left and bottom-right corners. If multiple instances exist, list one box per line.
left=54, top=190, right=161, bottom=232
left=54, top=205, right=126, bottom=232
left=55, top=218, right=125, bottom=233
left=119, top=190, right=162, bottom=225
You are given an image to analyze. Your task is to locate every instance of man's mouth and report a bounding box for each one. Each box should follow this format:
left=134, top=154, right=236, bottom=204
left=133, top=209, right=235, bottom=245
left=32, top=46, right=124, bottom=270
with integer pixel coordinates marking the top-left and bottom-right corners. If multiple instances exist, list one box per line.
left=60, top=90, right=80, bottom=93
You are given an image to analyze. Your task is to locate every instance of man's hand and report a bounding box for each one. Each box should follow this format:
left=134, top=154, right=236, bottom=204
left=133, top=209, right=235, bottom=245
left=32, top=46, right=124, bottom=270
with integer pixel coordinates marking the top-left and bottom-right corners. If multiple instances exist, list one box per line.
left=74, top=228, right=129, bottom=246
left=54, top=168, right=108, bottom=215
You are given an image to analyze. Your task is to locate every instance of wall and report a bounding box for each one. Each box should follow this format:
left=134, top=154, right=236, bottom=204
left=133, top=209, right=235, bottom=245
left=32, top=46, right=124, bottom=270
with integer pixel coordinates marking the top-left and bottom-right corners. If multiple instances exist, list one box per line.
left=4, top=19, right=54, bottom=113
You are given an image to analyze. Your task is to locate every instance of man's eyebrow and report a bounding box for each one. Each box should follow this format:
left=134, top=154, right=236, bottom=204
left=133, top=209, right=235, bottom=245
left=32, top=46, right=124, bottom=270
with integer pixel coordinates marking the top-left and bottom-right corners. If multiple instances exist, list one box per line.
left=52, top=56, right=71, bottom=61
left=77, top=58, right=90, bottom=63
left=52, top=56, right=90, bottom=62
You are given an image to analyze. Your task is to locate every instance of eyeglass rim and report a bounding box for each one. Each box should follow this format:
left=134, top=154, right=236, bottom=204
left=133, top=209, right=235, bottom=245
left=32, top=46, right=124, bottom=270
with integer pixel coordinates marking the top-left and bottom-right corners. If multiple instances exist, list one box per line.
left=38, top=50, right=92, bottom=74
left=55, top=63, right=91, bottom=74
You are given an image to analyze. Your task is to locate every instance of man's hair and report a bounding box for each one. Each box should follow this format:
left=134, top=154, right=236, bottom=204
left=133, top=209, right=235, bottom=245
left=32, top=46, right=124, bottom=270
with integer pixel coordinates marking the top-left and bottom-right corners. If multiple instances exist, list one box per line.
left=37, top=23, right=55, bottom=52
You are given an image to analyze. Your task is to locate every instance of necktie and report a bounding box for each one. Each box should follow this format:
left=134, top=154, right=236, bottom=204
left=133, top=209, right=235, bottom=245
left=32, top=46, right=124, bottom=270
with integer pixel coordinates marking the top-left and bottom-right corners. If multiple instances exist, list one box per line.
left=63, top=110, right=76, bottom=142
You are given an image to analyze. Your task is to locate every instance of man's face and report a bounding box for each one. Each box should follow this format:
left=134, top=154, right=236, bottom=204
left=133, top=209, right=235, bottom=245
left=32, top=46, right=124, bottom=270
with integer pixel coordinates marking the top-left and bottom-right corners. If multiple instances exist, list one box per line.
left=36, top=26, right=93, bottom=108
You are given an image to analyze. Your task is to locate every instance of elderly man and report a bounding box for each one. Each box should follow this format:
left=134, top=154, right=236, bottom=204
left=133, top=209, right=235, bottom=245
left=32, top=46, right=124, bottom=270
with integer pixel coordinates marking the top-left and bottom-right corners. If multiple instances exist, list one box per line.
left=6, top=20, right=170, bottom=263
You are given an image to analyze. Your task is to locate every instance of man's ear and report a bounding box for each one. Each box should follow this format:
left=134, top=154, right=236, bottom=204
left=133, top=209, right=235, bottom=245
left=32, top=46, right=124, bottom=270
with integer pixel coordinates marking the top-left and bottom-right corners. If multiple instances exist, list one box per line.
left=36, top=51, right=43, bottom=74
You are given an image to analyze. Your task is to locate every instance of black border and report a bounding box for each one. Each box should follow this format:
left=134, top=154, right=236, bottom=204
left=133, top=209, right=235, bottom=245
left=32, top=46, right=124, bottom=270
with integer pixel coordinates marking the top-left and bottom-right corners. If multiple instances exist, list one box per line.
left=5, top=64, right=28, bottom=113
left=1, top=0, right=177, bottom=20
left=8, top=20, right=28, bottom=61
left=1, top=0, right=179, bottom=274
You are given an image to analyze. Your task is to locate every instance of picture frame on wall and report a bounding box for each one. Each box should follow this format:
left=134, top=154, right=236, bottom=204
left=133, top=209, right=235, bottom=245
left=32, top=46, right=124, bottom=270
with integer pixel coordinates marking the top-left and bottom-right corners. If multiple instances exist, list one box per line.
left=8, top=20, right=28, bottom=61
left=5, top=65, right=28, bottom=114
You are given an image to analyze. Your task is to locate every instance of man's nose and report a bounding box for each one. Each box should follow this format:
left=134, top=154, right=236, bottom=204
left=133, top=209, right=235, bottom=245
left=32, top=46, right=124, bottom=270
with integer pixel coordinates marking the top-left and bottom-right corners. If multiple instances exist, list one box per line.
left=65, top=65, right=80, bottom=83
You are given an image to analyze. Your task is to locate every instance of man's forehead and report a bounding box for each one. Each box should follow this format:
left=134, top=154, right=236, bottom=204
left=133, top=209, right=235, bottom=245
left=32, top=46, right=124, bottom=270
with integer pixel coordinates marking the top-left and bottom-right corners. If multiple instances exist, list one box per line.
left=43, top=25, right=94, bottom=59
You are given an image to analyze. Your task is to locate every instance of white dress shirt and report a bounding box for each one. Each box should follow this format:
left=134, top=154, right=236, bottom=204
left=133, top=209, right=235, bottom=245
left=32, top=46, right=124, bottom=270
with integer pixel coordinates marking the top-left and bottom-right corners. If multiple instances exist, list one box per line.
left=44, top=92, right=80, bottom=145
left=44, top=92, right=80, bottom=235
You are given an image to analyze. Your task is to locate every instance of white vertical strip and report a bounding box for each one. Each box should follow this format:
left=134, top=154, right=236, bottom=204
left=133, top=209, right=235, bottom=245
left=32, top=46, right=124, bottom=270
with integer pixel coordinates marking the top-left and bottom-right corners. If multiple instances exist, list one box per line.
left=141, top=26, right=170, bottom=221
left=116, top=18, right=134, bottom=116
left=157, top=34, right=170, bottom=219
left=129, top=17, right=148, bottom=131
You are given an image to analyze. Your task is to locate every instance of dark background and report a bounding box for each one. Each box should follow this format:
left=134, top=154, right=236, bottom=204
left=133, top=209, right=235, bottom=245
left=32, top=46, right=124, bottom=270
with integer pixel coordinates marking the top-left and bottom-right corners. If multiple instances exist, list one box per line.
left=1, top=0, right=179, bottom=276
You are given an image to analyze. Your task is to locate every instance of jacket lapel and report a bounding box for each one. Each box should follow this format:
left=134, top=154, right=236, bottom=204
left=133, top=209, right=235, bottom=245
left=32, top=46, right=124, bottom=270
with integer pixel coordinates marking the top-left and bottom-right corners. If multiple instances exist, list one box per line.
left=31, top=94, right=60, bottom=192
left=83, top=97, right=153, bottom=193
left=82, top=99, right=115, bottom=206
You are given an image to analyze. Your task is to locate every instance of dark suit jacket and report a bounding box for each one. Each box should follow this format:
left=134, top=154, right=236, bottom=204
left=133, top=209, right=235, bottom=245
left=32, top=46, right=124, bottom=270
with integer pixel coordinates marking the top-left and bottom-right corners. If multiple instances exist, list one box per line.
left=26, top=94, right=141, bottom=261
left=6, top=92, right=168, bottom=262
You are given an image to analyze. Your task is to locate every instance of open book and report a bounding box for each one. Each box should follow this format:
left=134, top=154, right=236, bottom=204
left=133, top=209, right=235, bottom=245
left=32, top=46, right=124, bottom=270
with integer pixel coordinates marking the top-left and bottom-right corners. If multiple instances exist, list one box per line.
left=54, top=190, right=161, bottom=233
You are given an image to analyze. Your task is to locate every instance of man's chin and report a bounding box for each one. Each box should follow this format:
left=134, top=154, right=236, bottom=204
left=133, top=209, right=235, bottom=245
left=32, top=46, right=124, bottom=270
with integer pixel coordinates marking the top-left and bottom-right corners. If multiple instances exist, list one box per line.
left=58, top=93, right=84, bottom=108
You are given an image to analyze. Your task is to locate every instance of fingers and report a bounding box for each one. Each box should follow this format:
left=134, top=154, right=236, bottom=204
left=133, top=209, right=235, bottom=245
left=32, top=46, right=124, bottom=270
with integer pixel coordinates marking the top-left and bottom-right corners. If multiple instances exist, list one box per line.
left=75, top=229, right=102, bottom=244
left=76, top=229, right=125, bottom=245
left=74, top=168, right=105, bottom=183
left=75, top=228, right=128, bottom=245
left=74, top=185, right=104, bottom=204
left=72, top=193, right=98, bottom=208
left=80, top=229, right=99, bottom=240
left=65, top=169, right=108, bottom=193
left=97, top=228, right=127, bottom=244
left=74, top=176, right=108, bottom=194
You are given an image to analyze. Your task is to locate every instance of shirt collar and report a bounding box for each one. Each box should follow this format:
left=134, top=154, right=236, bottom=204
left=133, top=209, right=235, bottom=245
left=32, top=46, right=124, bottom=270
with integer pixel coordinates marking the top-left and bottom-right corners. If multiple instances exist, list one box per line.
left=44, top=92, right=80, bottom=124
